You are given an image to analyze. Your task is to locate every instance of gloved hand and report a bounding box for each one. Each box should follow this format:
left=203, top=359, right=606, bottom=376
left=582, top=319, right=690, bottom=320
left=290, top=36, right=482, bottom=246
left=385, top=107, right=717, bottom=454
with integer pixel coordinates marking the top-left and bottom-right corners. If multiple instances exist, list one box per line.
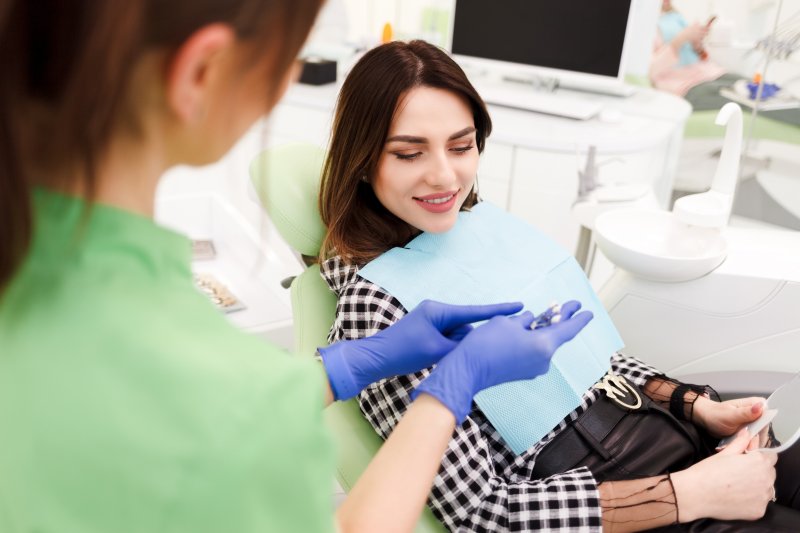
left=319, top=300, right=523, bottom=401
left=412, top=300, right=593, bottom=423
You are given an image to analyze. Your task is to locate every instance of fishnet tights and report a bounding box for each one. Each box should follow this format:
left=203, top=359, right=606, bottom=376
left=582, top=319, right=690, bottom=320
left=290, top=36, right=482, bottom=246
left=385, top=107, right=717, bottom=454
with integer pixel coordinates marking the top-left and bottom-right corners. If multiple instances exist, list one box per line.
left=600, top=474, right=679, bottom=532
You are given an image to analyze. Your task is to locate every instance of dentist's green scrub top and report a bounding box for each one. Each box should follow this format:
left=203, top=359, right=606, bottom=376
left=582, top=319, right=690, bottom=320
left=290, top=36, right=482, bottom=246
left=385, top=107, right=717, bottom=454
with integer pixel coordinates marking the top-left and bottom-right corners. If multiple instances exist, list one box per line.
left=0, top=190, right=335, bottom=533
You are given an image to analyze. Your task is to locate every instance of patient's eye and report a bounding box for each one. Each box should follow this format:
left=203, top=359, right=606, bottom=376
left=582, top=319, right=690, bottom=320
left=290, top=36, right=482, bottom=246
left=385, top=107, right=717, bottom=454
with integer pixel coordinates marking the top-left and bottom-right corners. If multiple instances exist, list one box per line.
left=393, top=151, right=422, bottom=161
left=451, top=144, right=474, bottom=155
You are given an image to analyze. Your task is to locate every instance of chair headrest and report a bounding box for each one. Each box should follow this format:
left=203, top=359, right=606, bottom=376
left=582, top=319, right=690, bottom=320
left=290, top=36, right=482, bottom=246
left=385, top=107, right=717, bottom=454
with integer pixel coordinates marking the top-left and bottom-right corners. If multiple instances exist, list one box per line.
left=249, top=143, right=327, bottom=257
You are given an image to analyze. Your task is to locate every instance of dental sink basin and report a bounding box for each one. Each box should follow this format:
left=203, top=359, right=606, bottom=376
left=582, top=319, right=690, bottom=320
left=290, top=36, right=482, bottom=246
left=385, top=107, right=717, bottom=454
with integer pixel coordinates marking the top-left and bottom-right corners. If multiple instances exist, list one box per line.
left=594, top=103, right=744, bottom=283
left=594, top=208, right=727, bottom=282
left=592, top=103, right=800, bottom=394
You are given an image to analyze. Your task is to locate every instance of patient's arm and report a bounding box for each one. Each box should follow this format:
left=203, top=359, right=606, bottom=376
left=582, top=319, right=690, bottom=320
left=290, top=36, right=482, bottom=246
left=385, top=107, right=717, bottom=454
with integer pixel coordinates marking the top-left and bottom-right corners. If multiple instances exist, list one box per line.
left=643, top=374, right=766, bottom=439
left=600, top=428, right=778, bottom=532
left=599, top=475, right=678, bottom=532
left=642, top=375, right=715, bottom=423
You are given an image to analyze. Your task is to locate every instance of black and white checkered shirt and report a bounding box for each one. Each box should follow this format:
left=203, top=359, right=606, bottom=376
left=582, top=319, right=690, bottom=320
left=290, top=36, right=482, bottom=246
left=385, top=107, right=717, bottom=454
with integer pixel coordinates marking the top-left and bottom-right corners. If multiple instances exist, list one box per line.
left=321, top=256, right=660, bottom=532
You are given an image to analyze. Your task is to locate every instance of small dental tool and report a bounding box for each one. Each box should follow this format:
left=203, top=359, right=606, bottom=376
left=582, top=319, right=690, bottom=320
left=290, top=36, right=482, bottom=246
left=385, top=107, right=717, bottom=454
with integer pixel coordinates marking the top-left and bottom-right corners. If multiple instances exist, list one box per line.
left=531, top=302, right=562, bottom=330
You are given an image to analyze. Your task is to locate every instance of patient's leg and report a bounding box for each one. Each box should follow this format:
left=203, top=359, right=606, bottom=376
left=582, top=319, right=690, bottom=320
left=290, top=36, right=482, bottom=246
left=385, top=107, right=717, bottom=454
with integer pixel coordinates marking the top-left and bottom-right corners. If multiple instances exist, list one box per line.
left=775, top=440, right=800, bottom=509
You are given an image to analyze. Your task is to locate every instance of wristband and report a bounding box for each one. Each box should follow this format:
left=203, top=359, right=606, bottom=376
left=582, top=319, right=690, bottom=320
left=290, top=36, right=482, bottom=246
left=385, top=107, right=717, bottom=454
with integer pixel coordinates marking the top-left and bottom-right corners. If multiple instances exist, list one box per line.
left=669, top=383, right=705, bottom=421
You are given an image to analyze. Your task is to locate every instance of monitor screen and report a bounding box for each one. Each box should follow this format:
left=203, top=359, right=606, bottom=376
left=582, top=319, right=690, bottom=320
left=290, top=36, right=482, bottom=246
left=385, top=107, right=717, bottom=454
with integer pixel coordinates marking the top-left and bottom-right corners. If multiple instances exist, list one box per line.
left=451, top=0, right=632, bottom=81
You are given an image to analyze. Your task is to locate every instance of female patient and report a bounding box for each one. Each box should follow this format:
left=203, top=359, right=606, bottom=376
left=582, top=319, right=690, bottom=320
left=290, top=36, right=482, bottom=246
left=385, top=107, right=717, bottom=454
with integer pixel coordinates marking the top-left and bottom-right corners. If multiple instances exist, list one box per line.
left=318, top=40, right=800, bottom=532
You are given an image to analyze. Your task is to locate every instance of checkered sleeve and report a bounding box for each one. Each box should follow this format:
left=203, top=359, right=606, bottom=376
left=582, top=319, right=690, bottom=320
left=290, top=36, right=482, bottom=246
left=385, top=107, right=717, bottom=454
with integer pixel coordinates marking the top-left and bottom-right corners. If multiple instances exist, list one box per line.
left=321, top=258, right=605, bottom=532
left=431, top=409, right=602, bottom=532
left=610, top=352, right=660, bottom=388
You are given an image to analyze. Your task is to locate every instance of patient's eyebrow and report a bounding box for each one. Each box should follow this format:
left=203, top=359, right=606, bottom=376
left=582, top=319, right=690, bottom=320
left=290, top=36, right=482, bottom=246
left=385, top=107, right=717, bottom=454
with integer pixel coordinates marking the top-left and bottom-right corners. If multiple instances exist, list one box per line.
left=386, top=134, right=427, bottom=144
left=385, top=126, right=476, bottom=144
left=447, top=126, right=476, bottom=140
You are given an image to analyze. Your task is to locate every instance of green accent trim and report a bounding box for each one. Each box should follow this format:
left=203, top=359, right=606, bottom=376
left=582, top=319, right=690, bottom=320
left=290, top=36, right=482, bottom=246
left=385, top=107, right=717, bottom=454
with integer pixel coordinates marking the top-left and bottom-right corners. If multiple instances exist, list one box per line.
left=685, top=111, right=800, bottom=144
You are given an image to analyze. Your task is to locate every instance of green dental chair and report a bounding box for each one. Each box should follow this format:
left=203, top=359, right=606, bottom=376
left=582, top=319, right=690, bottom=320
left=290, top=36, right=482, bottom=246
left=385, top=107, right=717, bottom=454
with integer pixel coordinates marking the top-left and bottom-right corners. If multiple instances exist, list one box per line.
left=249, top=143, right=446, bottom=533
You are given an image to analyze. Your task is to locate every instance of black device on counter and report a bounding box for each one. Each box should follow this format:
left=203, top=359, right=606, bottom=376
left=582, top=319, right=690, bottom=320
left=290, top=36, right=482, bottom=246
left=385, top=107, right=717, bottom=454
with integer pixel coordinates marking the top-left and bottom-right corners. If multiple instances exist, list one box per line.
left=299, top=57, right=337, bottom=85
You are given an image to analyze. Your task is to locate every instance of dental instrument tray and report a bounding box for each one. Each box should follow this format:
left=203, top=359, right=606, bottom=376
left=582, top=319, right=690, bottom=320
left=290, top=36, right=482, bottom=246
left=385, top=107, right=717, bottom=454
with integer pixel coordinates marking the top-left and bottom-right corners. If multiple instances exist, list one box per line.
left=193, top=272, right=246, bottom=314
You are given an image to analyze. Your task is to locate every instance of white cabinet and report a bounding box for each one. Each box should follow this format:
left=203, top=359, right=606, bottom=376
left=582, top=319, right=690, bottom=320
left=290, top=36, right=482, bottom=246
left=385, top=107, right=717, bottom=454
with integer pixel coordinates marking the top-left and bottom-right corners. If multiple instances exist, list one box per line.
left=477, top=142, right=514, bottom=208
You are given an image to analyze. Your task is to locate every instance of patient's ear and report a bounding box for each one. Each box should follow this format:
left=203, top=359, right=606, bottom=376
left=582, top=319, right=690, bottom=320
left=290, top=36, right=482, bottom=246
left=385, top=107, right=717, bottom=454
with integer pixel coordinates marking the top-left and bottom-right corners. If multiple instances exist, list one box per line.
left=164, top=24, right=235, bottom=124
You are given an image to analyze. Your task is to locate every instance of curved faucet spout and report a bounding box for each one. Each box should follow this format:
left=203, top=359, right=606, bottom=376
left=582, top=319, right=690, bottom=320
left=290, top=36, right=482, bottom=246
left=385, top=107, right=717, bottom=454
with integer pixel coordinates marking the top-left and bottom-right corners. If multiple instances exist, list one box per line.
left=672, top=103, right=743, bottom=228
left=711, top=102, right=743, bottom=196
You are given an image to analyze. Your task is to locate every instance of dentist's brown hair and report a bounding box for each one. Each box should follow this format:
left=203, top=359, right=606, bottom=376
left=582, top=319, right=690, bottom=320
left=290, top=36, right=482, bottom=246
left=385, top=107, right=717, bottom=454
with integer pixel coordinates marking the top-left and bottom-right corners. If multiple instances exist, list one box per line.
left=319, top=40, right=492, bottom=265
left=0, top=0, right=324, bottom=293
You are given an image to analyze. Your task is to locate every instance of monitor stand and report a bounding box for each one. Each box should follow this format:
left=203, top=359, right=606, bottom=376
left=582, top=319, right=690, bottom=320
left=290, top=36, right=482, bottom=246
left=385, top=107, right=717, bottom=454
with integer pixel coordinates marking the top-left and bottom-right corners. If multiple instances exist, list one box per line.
left=503, top=70, right=637, bottom=98
left=471, top=75, right=606, bottom=121
left=559, top=78, right=638, bottom=98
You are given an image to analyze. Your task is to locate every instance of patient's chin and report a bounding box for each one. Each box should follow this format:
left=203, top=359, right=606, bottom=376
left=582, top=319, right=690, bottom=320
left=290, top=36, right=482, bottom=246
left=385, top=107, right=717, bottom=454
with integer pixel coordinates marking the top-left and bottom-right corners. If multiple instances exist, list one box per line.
left=418, top=215, right=458, bottom=234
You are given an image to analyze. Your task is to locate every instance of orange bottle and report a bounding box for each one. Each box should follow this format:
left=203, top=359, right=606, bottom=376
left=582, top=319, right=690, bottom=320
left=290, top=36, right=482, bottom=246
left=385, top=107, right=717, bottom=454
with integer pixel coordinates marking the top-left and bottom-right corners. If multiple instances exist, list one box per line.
left=381, top=22, right=393, bottom=44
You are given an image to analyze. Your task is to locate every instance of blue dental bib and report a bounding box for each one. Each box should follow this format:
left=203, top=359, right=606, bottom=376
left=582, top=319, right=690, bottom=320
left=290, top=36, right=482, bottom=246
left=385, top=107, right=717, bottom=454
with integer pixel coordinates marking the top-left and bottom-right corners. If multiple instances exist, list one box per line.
left=359, top=202, right=622, bottom=454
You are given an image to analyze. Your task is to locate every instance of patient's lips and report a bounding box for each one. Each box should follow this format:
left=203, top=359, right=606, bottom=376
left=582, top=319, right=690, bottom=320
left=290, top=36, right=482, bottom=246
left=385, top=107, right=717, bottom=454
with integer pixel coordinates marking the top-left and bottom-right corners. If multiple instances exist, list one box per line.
left=414, top=190, right=459, bottom=213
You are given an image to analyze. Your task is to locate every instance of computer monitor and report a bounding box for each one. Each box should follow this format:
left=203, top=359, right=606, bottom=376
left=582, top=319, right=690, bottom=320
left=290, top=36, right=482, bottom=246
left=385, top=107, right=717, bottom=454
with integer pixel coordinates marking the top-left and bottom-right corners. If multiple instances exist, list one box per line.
left=450, top=0, right=636, bottom=95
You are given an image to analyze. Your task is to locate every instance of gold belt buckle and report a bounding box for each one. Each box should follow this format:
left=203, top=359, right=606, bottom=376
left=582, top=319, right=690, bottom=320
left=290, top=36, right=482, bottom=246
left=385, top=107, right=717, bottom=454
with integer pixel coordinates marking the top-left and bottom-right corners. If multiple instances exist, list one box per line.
left=595, top=373, right=642, bottom=410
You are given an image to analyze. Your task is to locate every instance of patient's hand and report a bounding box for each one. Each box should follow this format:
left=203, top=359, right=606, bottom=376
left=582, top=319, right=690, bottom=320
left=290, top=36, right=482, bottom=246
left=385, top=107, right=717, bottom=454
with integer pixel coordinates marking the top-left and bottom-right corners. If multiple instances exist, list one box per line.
left=671, top=430, right=777, bottom=523
left=694, top=396, right=766, bottom=439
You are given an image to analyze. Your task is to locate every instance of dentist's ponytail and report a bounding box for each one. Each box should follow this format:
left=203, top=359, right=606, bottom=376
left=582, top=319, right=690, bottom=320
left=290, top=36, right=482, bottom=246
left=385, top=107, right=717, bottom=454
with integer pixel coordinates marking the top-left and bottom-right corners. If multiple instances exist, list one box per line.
left=0, top=0, right=36, bottom=295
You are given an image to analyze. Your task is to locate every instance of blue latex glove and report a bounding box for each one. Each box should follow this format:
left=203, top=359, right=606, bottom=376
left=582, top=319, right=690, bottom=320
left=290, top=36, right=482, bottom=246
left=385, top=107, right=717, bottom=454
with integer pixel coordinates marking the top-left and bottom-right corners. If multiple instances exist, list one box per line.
left=319, top=300, right=523, bottom=401
left=412, top=300, right=594, bottom=423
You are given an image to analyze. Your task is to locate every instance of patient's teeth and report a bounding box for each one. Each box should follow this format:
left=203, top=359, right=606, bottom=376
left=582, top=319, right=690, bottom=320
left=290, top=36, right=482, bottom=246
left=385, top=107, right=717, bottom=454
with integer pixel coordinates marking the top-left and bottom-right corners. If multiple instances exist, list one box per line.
left=422, top=194, right=454, bottom=204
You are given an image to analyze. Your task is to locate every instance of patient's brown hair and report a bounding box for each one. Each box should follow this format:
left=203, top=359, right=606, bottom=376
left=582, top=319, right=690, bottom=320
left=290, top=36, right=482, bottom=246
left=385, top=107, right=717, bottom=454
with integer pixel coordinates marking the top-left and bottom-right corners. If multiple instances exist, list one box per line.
left=319, top=40, right=492, bottom=265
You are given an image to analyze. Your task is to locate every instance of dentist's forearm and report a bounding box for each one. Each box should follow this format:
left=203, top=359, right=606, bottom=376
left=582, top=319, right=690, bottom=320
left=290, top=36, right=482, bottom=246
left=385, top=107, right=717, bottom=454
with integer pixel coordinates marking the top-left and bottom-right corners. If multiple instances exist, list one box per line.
left=336, top=394, right=455, bottom=533
left=323, top=380, right=335, bottom=407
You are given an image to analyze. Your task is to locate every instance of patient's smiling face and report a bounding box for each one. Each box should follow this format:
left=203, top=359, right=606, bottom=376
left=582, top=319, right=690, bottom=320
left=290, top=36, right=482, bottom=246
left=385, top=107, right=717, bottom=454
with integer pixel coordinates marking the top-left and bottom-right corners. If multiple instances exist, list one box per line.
left=373, top=86, right=479, bottom=234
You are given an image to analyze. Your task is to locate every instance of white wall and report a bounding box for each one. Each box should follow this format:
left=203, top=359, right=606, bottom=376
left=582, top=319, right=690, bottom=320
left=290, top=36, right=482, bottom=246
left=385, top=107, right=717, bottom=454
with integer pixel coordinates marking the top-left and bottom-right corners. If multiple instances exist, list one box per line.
left=308, top=0, right=454, bottom=49
left=673, top=0, right=800, bottom=43
left=626, top=0, right=662, bottom=78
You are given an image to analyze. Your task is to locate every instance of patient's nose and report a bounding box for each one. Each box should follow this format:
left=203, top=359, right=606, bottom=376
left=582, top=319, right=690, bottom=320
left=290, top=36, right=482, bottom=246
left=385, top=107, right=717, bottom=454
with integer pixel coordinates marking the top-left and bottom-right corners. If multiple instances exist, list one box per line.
left=425, top=151, right=457, bottom=187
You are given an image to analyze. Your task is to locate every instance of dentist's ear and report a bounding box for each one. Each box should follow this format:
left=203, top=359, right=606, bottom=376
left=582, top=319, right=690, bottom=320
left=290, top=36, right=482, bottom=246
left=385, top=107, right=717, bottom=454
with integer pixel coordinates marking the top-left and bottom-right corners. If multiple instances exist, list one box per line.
left=165, top=24, right=235, bottom=124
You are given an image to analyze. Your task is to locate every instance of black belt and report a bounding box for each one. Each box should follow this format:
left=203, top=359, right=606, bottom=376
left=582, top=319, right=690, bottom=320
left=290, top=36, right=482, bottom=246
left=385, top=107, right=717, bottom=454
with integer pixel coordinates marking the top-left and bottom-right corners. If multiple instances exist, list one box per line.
left=531, top=374, right=645, bottom=479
